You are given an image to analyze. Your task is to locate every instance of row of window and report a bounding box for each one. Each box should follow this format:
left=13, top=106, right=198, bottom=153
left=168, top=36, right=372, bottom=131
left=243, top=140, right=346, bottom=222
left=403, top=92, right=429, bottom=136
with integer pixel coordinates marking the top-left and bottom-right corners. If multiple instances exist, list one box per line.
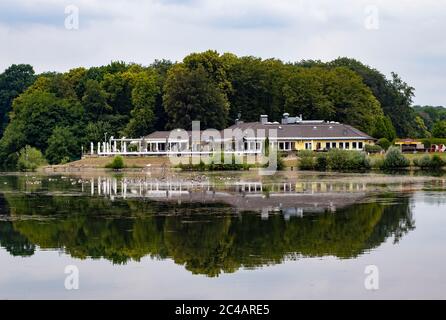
left=278, top=141, right=364, bottom=151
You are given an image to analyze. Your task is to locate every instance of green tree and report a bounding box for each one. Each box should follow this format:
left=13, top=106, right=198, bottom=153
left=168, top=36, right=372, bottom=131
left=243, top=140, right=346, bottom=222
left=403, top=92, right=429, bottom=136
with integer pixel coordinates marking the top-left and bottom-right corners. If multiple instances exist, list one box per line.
left=328, top=58, right=418, bottom=137
left=82, top=79, right=111, bottom=120
left=101, top=72, right=133, bottom=115
left=372, top=116, right=397, bottom=141
left=283, top=67, right=336, bottom=121
left=0, top=91, right=83, bottom=167
left=151, top=60, right=174, bottom=131
left=45, top=126, right=79, bottom=164
left=84, top=121, right=114, bottom=145
left=413, top=105, right=446, bottom=131
left=432, top=121, right=446, bottom=138
left=413, top=116, right=430, bottom=138
left=227, top=56, right=272, bottom=122
left=377, top=138, right=391, bottom=151
left=164, top=64, right=229, bottom=130
left=0, top=64, right=36, bottom=136
left=17, top=145, right=46, bottom=171
left=123, top=71, right=159, bottom=137
left=183, top=50, right=233, bottom=99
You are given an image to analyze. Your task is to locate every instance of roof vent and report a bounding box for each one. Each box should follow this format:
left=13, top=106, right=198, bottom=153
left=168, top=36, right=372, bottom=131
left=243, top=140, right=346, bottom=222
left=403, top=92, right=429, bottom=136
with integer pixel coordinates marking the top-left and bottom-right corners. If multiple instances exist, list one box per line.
left=282, top=113, right=290, bottom=125
left=260, top=115, right=268, bottom=124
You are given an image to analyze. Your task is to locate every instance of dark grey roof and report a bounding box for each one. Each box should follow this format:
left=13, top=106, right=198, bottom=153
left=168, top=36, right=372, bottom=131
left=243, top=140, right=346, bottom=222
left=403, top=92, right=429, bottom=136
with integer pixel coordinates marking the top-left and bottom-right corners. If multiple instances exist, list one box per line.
left=226, top=122, right=374, bottom=140
left=144, top=130, right=192, bottom=140
left=144, top=122, right=374, bottom=141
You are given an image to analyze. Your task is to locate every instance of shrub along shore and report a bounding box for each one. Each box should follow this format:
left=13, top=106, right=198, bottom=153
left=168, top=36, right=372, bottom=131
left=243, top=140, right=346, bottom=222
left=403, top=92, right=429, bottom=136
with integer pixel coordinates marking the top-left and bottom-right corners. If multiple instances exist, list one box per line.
left=298, top=147, right=446, bottom=172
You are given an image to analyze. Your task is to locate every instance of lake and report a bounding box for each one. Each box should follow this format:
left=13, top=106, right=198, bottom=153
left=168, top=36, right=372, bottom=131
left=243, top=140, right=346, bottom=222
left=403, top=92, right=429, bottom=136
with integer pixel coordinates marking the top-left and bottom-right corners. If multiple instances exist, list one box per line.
left=0, top=171, right=445, bottom=299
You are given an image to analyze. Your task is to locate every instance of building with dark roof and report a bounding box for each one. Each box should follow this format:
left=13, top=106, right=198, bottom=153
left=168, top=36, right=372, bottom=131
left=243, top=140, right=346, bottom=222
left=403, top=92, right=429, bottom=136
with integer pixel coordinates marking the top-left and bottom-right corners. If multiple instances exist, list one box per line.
left=92, top=114, right=375, bottom=156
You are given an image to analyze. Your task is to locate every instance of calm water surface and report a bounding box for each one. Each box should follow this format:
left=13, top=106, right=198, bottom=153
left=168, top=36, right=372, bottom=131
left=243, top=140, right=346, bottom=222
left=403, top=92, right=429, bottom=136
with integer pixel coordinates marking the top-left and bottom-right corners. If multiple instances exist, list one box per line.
left=0, top=172, right=445, bottom=299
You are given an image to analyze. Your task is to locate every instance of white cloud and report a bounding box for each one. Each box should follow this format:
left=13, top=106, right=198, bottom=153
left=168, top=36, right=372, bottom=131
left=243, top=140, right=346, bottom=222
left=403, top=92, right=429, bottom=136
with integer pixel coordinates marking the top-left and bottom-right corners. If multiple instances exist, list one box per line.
left=0, top=0, right=445, bottom=105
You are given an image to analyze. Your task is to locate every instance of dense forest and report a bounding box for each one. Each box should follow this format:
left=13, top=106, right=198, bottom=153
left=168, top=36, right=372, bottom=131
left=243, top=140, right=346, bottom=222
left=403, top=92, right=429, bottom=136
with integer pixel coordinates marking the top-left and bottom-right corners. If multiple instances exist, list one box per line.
left=0, top=50, right=444, bottom=167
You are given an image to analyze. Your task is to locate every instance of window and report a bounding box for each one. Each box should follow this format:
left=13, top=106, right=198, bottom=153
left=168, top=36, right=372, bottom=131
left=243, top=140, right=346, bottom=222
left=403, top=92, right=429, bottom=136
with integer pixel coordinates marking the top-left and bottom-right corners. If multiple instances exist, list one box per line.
left=326, top=143, right=331, bottom=150
left=332, top=142, right=337, bottom=149
left=305, top=142, right=312, bottom=150
left=353, top=142, right=357, bottom=149
left=279, top=142, right=292, bottom=151
left=359, top=142, right=364, bottom=149
left=345, top=142, right=350, bottom=149
left=339, top=142, right=344, bottom=149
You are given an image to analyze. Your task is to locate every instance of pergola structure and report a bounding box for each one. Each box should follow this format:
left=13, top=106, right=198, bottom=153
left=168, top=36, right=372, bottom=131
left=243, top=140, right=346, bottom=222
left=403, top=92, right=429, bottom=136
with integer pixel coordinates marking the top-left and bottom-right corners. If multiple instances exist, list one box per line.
left=92, top=136, right=264, bottom=156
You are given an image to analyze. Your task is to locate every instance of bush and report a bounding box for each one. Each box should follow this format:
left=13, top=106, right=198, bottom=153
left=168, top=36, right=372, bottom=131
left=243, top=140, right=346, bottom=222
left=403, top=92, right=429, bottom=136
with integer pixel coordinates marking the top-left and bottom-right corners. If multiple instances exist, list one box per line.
left=413, top=155, right=445, bottom=169
left=346, top=151, right=371, bottom=171
left=326, top=149, right=370, bottom=171
left=298, top=150, right=315, bottom=170
left=17, top=146, right=47, bottom=171
left=365, top=144, right=383, bottom=154
left=431, top=155, right=446, bottom=169
left=315, top=153, right=328, bottom=171
left=377, top=138, right=391, bottom=151
left=326, top=149, right=349, bottom=171
left=105, top=156, right=125, bottom=170
left=381, top=147, right=410, bottom=169
left=299, top=149, right=370, bottom=172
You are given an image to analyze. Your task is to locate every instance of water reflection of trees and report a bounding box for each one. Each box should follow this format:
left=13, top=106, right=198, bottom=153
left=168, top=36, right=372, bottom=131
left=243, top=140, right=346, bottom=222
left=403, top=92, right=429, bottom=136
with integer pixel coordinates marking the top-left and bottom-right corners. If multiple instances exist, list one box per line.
left=0, top=192, right=415, bottom=277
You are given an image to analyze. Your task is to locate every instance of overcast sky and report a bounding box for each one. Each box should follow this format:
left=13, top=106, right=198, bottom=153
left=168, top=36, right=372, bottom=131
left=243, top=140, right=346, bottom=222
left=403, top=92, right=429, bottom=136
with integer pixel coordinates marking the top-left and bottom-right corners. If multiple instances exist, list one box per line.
left=1, top=0, right=445, bottom=105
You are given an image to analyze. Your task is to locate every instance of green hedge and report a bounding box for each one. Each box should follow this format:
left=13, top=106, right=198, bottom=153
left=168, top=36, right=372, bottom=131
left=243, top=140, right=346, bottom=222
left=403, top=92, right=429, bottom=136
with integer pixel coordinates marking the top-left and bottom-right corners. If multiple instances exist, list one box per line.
left=413, top=155, right=445, bottom=169
left=298, top=149, right=371, bottom=171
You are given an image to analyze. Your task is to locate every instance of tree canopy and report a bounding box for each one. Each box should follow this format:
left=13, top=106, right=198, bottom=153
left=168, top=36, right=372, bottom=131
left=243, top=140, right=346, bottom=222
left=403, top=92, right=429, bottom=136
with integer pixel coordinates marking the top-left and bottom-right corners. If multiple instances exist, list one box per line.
left=0, top=64, right=36, bottom=136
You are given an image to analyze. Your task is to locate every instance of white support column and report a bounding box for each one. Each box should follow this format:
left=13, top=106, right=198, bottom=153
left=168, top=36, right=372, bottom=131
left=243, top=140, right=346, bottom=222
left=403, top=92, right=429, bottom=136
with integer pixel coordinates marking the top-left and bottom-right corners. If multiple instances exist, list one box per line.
left=114, top=140, right=117, bottom=153
left=91, top=142, right=94, bottom=155
left=97, top=142, right=101, bottom=155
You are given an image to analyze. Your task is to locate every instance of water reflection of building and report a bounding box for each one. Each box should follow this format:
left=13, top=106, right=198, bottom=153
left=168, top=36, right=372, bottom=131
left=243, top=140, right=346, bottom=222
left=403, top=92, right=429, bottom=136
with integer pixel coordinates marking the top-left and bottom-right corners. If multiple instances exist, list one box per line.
left=87, top=177, right=368, bottom=219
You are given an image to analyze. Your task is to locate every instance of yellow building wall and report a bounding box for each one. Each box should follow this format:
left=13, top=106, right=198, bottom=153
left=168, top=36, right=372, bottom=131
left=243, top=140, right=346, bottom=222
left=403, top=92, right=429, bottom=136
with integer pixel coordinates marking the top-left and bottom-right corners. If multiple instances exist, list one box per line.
left=292, top=140, right=374, bottom=151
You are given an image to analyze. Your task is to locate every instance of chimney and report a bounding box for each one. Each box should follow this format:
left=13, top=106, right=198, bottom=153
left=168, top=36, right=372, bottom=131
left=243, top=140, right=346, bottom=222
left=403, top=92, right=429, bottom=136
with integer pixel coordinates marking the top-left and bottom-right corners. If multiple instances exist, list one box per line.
left=260, top=115, right=268, bottom=124
left=282, top=113, right=290, bottom=125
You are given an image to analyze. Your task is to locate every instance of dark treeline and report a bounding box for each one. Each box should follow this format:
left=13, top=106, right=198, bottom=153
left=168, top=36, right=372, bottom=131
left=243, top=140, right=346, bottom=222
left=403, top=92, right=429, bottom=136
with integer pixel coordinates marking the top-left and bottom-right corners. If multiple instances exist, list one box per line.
left=0, top=50, right=439, bottom=167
